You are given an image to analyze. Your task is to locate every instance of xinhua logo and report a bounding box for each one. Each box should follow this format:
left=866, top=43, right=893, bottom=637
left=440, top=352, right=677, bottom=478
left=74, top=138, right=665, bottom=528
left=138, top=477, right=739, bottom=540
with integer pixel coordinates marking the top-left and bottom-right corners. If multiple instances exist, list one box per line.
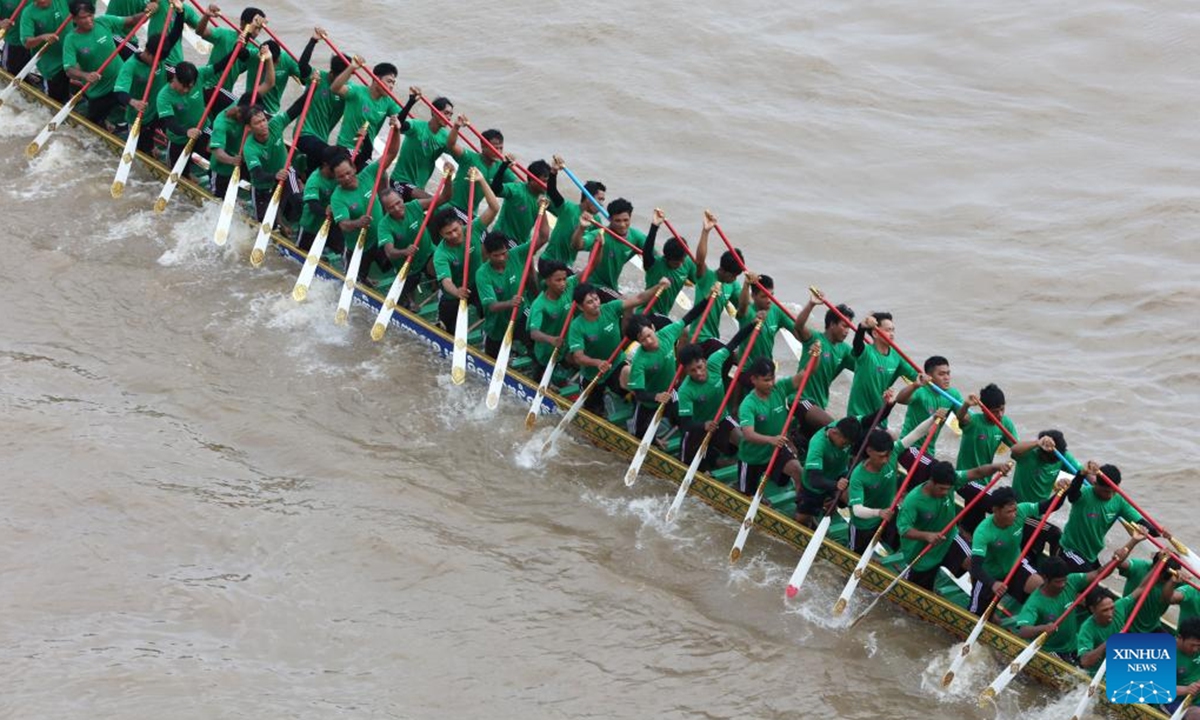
left=1107, top=633, right=1177, bottom=705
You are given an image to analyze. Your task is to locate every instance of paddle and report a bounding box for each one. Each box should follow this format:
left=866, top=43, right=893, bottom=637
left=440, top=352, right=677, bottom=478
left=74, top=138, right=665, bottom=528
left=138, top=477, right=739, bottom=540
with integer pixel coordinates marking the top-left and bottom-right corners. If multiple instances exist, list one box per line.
left=664, top=319, right=764, bottom=524
left=624, top=278, right=723, bottom=487
left=849, top=463, right=1013, bottom=627
left=485, top=197, right=549, bottom=409
left=522, top=230, right=604, bottom=430
left=446, top=175, right=480, bottom=383
left=370, top=165, right=453, bottom=339
left=540, top=280, right=669, bottom=453
left=653, top=217, right=696, bottom=312
left=1066, top=554, right=1170, bottom=720
left=334, top=124, right=394, bottom=325
left=709, top=221, right=803, bottom=358
left=784, top=396, right=892, bottom=599
left=831, top=413, right=945, bottom=616
left=153, top=23, right=251, bottom=213
left=0, top=0, right=30, bottom=44
left=111, top=4, right=174, bottom=198
left=1170, top=695, right=1195, bottom=720
left=0, top=15, right=71, bottom=110
left=212, top=44, right=269, bottom=246
left=942, top=482, right=1070, bottom=688
left=248, top=75, right=318, bottom=266
left=729, top=342, right=821, bottom=563
left=26, top=11, right=150, bottom=157
left=978, top=535, right=1141, bottom=704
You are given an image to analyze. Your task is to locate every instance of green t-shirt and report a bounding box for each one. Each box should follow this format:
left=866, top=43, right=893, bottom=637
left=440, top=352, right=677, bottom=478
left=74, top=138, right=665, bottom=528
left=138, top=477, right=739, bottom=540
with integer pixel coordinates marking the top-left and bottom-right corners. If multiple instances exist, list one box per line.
left=1077, top=595, right=1136, bottom=669
left=677, top=348, right=729, bottom=426
left=579, top=225, right=648, bottom=293
left=1181, top=585, right=1200, bottom=627
left=691, top=268, right=740, bottom=343
left=114, top=57, right=166, bottom=123
left=145, top=0, right=199, bottom=65
left=899, top=385, right=962, bottom=452
left=1059, top=487, right=1143, bottom=563
left=566, top=299, right=626, bottom=383
left=1119, top=558, right=1170, bottom=634
left=644, top=254, right=696, bottom=316
left=205, top=26, right=258, bottom=92
left=330, top=161, right=387, bottom=246
left=799, top=332, right=854, bottom=410
left=450, top=149, right=516, bottom=210
left=1012, top=448, right=1079, bottom=503
left=542, top=199, right=582, bottom=267
left=376, top=199, right=434, bottom=268
left=104, top=0, right=142, bottom=14
left=154, top=66, right=213, bottom=144
left=627, top=321, right=685, bottom=407
left=970, top=501, right=1041, bottom=581
left=208, top=108, right=243, bottom=177
left=475, top=241, right=533, bottom=341
left=1013, top=573, right=1092, bottom=654
left=956, top=411, right=1018, bottom=471
left=391, top=119, right=448, bottom=187
left=737, top=378, right=796, bottom=466
left=847, top=441, right=903, bottom=531
left=241, top=111, right=291, bottom=190
left=801, top=422, right=853, bottom=493
left=300, top=70, right=345, bottom=142
left=737, top=304, right=796, bottom=364
left=336, top=81, right=399, bottom=148
left=526, top=276, right=578, bottom=366
left=1179, top=648, right=1200, bottom=688
left=62, top=15, right=126, bottom=98
left=431, top=217, right=486, bottom=289
left=846, top=342, right=916, bottom=424
left=245, top=50, right=300, bottom=114
left=20, top=0, right=69, bottom=78
left=897, top=481, right=964, bottom=571
left=2, top=0, right=26, bottom=45
left=298, top=169, right=337, bottom=234
left=491, top=181, right=543, bottom=245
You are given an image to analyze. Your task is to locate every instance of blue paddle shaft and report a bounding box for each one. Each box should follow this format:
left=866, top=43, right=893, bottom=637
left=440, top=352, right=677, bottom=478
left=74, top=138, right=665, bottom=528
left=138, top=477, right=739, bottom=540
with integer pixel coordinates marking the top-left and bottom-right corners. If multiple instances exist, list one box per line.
left=562, top=166, right=609, bottom=221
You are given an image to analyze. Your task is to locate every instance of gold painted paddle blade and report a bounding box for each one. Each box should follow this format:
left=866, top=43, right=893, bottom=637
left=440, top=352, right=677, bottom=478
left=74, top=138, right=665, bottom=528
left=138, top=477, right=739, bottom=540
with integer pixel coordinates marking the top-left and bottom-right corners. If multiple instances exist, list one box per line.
left=977, top=687, right=995, bottom=706
left=729, top=547, right=741, bottom=563
left=334, top=308, right=348, bottom=326
left=832, top=598, right=847, bottom=616
left=110, top=180, right=125, bottom=198
left=153, top=196, right=168, bottom=213
left=249, top=247, right=265, bottom=267
left=26, top=141, right=40, bottom=157
left=524, top=410, right=538, bottom=430
left=292, top=284, right=308, bottom=302
left=941, top=671, right=956, bottom=687
left=370, top=323, right=386, bottom=342
left=451, top=366, right=466, bottom=384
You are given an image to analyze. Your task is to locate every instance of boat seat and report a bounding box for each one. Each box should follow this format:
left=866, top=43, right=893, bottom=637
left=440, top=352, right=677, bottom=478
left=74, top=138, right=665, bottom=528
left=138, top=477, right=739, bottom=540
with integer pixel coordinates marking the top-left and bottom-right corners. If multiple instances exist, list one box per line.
left=710, top=465, right=739, bottom=486
left=664, top=435, right=681, bottom=455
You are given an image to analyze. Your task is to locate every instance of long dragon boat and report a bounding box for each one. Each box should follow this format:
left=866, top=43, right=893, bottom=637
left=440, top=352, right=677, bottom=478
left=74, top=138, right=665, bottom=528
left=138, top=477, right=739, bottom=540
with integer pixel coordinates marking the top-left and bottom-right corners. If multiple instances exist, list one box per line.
left=0, top=67, right=1172, bottom=720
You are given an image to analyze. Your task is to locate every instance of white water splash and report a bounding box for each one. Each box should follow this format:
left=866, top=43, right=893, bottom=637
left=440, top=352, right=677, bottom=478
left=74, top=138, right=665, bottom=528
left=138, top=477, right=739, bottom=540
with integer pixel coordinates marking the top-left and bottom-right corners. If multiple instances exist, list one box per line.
left=157, top=204, right=241, bottom=267
left=579, top=491, right=699, bottom=549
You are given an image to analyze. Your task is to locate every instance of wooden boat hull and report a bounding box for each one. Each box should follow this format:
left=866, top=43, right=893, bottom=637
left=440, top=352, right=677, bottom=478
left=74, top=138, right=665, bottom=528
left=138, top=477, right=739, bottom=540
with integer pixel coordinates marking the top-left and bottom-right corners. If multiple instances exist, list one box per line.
left=0, top=69, right=1166, bottom=720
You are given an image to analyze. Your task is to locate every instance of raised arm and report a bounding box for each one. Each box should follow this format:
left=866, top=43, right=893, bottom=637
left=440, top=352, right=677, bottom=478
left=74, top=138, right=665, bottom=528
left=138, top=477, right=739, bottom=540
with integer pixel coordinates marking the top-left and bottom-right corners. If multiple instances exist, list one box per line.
left=695, top=211, right=715, bottom=275
left=736, top=271, right=756, bottom=319
left=296, top=27, right=321, bottom=81
left=642, top=210, right=662, bottom=271
left=792, top=288, right=821, bottom=343
left=329, top=53, right=359, bottom=97
left=621, top=277, right=671, bottom=311
left=546, top=155, right=566, bottom=208
left=472, top=166, right=501, bottom=227
left=445, top=113, right=467, bottom=159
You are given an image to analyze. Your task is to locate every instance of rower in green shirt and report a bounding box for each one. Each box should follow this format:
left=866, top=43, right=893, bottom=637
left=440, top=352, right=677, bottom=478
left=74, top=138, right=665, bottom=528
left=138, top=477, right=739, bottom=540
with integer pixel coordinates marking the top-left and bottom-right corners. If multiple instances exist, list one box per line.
left=1165, top=619, right=1200, bottom=720
left=952, top=383, right=1019, bottom=535
left=845, top=311, right=917, bottom=427
left=62, top=0, right=151, bottom=125
left=141, top=0, right=197, bottom=64
left=445, top=113, right=517, bottom=211
left=374, top=176, right=451, bottom=303
left=790, top=288, right=855, bottom=434
left=1118, top=554, right=1182, bottom=634
left=1010, top=430, right=1078, bottom=503
left=475, top=218, right=550, bottom=358
left=390, top=88, right=452, bottom=195
left=542, top=156, right=604, bottom=270
left=490, top=159, right=551, bottom=249
left=621, top=298, right=713, bottom=439
left=735, top=272, right=796, bottom=366
left=689, top=211, right=743, bottom=351
left=526, top=261, right=578, bottom=383
left=430, top=168, right=501, bottom=334
left=1059, top=461, right=1161, bottom=572
left=294, top=145, right=344, bottom=253
left=572, top=198, right=648, bottom=300
left=1, top=0, right=32, bottom=75
left=1078, top=557, right=1178, bottom=674
left=292, top=30, right=347, bottom=169
left=241, top=82, right=307, bottom=222
left=894, top=355, right=963, bottom=453
left=330, top=54, right=400, bottom=169
left=156, top=60, right=222, bottom=166
left=327, top=120, right=402, bottom=276
left=20, top=0, right=71, bottom=102
left=897, top=459, right=1012, bottom=591
left=640, top=210, right=697, bottom=320
left=793, top=413, right=862, bottom=526
left=194, top=5, right=263, bottom=98
left=111, top=6, right=183, bottom=152
left=967, top=485, right=1064, bottom=614
left=1011, top=558, right=1093, bottom=664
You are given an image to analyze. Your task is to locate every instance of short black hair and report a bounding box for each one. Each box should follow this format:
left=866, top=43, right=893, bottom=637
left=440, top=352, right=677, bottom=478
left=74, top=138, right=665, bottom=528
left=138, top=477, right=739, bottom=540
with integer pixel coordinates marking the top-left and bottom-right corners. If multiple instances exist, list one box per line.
left=1085, top=588, right=1110, bottom=611
left=69, top=0, right=95, bottom=16
left=929, top=460, right=956, bottom=485
left=481, top=128, right=503, bottom=144
left=1100, top=464, right=1121, bottom=485
left=174, top=61, right=199, bottom=87
left=330, top=55, right=347, bottom=74
left=663, top=237, right=687, bottom=262
left=527, top=159, right=550, bottom=179
left=824, top=303, right=853, bottom=328
left=263, top=40, right=281, bottom=61
left=980, top=383, right=1005, bottom=411
left=539, top=259, right=568, bottom=279
left=573, top=282, right=600, bottom=305
left=1038, top=429, right=1067, bottom=454
left=482, top=230, right=509, bottom=254
left=924, top=355, right=949, bottom=374
left=835, top=416, right=863, bottom=447
left=747, top=357, right=775, bottom=379
left=865, top=429, right=892, bottom=454
left=1040, top=556, right=1069, bottom=581
left=583, top=180, right=605, bottom=198
left=373, top=62, right=398, bottom=79
left=753, top=275, right=775, bottom=292
left=989, top=487, right=1017, bottom=511
left=719, top=248, right=744, bottom=275
left=871, top=311, right=893, bottom=324
left=1180, top=617, right=1200, bottom=641
left=678, top=343, right=705, bottom=367
left=432, top=96, right=452, bottom=113
left=321, top=145, right=350, bottom=169
left=607, top=198, right=633, bottom=217
left=624, top=314, right=653, bottom=342
left=431, top=207, right=461, bottom=235
left=246, top=104, right=268, bottom=122
left=239, top=7, right=265, bottom=26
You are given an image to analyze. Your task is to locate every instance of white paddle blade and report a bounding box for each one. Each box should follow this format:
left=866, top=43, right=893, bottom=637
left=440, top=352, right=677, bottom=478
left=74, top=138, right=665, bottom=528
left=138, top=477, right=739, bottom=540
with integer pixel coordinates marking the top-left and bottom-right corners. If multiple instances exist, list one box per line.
left=485, top=324, right=514, bottom=409
left=785, top=514, right=831, bottom=598
left=110, top=121, right=140, bottom=198
left=833, top=539, right=877, bottom=616
left=782, top=330, right=802, bottom=360
left=0, top=49, right=43, bottom=107
left=1068, top=660, right=1106, bottom=720
left=1169, top=695, right=1194, bottom=720
left=371, top=258, right=411, bottom=341
left=525, top=353, right=557, bottom=430
left=942, top=613, right=990, bottom=687
left=729, top=490, right=765, bottom=563
left=625, top=404, right=665, bottom=487
left=154, top=139, right=194, bottom=213
left=674, top=289, right=692, bottom=311
left=450, top=298, right=469, bottom=385
left=542, top=386, right=589, bottom=452
left=212, top=167, right=241, bottom=246
left=979, top=634, right=1044, bottom=705
left=335, top=236, right=366, bottom=325
left=27, top=97, right=76, bottom=157
left=665, top=438, right=708, bottom=524
left=249, top=184, right=282, bottom=266
left=849, top=563, right=911, bottom=627
left=292, top=219, right=330, bottom=301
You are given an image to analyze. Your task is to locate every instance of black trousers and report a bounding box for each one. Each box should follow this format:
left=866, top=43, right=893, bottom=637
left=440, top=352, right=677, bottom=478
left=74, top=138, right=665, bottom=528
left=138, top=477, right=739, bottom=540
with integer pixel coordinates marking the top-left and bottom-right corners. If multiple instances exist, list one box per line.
left=83, top=91, right=123, bottom=125
left=44, top=71, right=70, bottom=103
left=2, top=42, right=32, bottom=75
